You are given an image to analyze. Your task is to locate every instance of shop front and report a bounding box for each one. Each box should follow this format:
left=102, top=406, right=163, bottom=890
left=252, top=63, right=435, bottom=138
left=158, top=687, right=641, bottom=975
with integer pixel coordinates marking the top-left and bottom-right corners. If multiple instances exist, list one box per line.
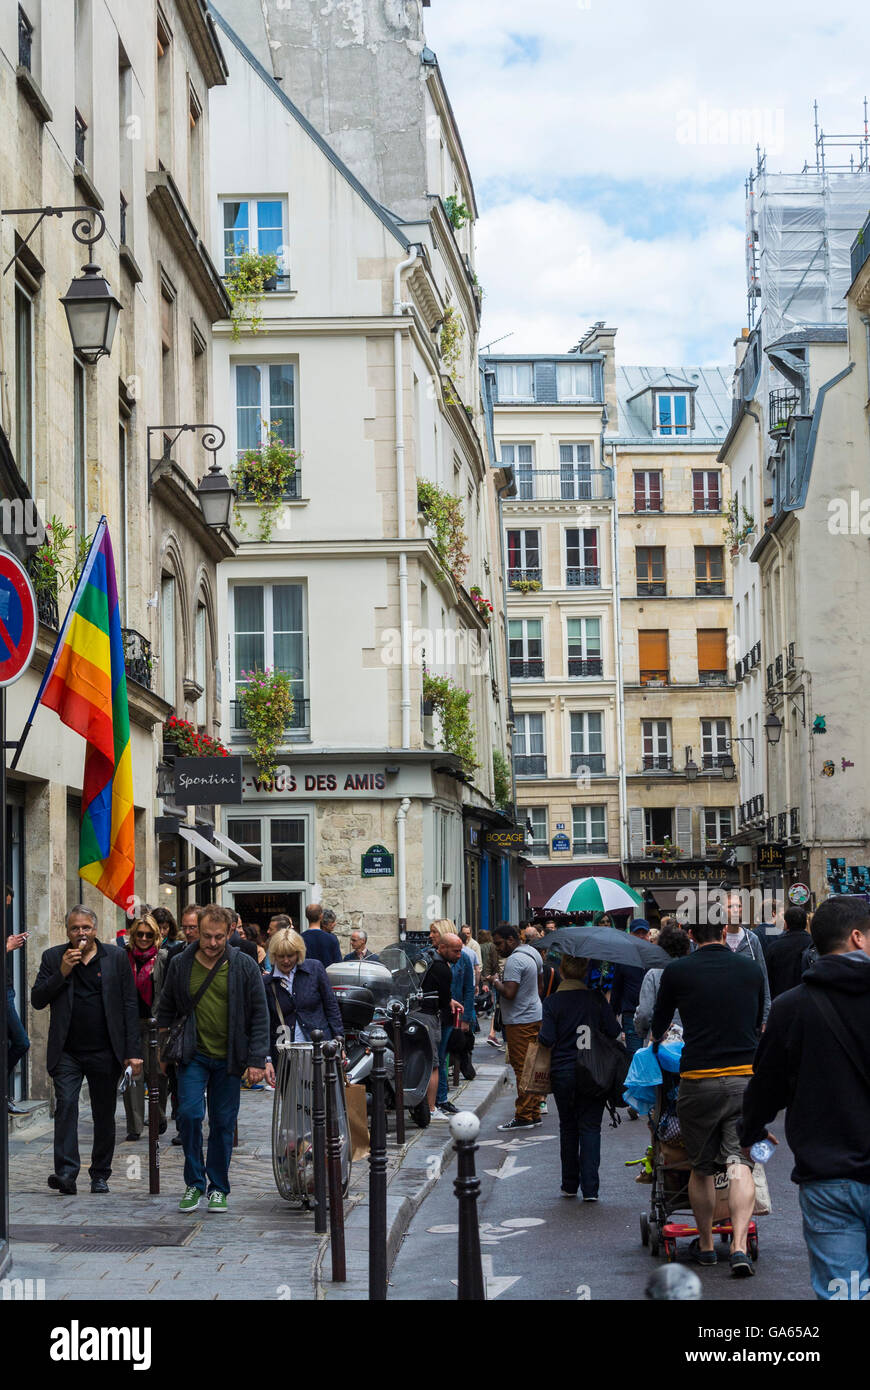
left=625, top=857, right=739, bottom=925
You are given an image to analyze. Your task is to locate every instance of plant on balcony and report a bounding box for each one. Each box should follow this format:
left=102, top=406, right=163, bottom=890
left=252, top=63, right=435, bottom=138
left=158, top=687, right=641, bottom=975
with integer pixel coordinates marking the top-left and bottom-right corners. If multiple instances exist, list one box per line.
left=469, top=585, right=493, bottom=621
left=645, top=838, right=682, bottom=861
left=239, top=667, right=295, bottom=781
left=510, top=577, right=542, bottom=594
left=225, top=245, right=280, bottom=339
left=492, top=748, right=511, bottom=809
left=443, top=195, right=471, bottom=230
left=423, top=668, right=478, bottom=774
left=231, top=422, right=300, bottom=541
left=29, top=516, right=92, bottom=596
left=439, top=304, right=465, bottom=378
left=417, top=478, right=469, bottom=584
left=724, top=499, right=755, bottom=551
left=163, top=714, right=230, bottom=757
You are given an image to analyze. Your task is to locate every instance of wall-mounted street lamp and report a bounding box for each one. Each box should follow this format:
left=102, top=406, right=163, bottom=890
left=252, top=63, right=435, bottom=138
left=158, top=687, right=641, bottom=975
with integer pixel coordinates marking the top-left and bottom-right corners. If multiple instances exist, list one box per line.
left=1, top=205, right=120, bottom=361
left=147, top=424, right=235, bottom=531
left=765, top=712, right=783, bottom=745
left=684, top=746, right=699, bottom=782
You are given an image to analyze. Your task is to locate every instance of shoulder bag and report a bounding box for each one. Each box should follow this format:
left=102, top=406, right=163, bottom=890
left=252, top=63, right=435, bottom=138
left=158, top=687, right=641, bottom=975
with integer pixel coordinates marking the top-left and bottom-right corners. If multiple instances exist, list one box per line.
left=160, top=951, right=228, bottom=1064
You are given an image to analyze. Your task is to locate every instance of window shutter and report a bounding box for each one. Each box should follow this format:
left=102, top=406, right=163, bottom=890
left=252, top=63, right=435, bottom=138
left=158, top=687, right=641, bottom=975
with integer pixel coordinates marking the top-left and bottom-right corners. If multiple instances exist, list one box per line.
left=697, top=629, right=727, bottom=671
left=675, top=806, right=693, bottom=858
left=639, top=630, right=668, bottom=670
left=584, top=528, right=598, bottom=565
left=633, top=474, right=644, bottom=509
left=628, top=807, right=644, bottom=858
left=692, top=472, right=705, bottom=508
left=649, top=472, right=662, bottom=506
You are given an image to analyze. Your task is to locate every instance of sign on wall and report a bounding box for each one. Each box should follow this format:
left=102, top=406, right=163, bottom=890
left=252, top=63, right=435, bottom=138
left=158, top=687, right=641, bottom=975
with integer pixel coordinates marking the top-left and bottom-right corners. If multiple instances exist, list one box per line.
left=757, top=843, right=786, bottom=870
left=174, top=756, right=243, bottom=805
left=552, top=833, right=571, bottom=852
left=361, top=844, right=395, bottom=878
left=484, top=827, right=525, bottom=849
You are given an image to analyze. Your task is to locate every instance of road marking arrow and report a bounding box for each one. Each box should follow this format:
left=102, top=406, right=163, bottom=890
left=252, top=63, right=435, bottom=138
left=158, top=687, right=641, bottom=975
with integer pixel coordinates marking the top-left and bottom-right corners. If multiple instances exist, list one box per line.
left=450, top=1255, right=521, bottom=1299
left=483, top=1153, right=532, bottom=1180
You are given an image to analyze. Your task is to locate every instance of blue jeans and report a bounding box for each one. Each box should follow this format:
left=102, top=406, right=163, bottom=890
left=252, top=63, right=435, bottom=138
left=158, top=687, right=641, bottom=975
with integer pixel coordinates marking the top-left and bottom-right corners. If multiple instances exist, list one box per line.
left=799, top=1179, right=870, bottom=1300
left=177, top=1053, right=242, bottom=1196
left=621, top=1011, right=641, bottom=1060
left=7, top=987, right=30, bottom=1078
left=436, top=1027, right=453, bottom=1106
left=550, top=1068, right=606, bottom=1197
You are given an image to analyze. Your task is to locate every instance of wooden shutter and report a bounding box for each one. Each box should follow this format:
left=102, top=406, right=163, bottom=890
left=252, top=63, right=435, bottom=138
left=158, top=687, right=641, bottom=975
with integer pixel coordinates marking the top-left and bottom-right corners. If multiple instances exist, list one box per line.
left=628, top=807, right=644, bottom=859
left=692, top=471, right=705, bottom=510
left=675, top=806, right=693, bottom=858
left=639, top=630, right=668, bottom=670
left=697, top=629, right=727, bottom=671
left=583, top=528, right=598, bottom=565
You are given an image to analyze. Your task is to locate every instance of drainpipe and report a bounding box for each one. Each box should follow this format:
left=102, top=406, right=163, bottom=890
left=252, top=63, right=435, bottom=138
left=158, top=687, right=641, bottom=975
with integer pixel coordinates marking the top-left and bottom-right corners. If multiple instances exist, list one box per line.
left=393, top=247, right=419, bottom=749
left=395, top=796, right=411, bottom=939
left=768, top=527, right=792, bottom=859
left=609, top=442, right=628, bottom=868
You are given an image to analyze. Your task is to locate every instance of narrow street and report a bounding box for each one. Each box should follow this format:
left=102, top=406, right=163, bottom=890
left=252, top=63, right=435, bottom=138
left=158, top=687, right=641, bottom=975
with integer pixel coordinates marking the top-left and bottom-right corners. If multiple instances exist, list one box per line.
left=389, top=1085, right=813, bottom=1301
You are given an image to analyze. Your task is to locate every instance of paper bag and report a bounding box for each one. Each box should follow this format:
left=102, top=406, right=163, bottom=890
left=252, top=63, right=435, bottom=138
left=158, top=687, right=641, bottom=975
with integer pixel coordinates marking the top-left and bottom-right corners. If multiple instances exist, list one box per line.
left=520, top=1040, right=551, bottom=1096
left=344, top=1081, right=370, bottom=1161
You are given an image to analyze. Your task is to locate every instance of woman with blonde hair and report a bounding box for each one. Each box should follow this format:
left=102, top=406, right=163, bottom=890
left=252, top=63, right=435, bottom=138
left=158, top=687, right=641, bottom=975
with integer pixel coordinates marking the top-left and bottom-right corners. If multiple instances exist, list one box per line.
left=124, top=914, right=170, bottom=1140
left=264, top=928, right=343, bottom=1086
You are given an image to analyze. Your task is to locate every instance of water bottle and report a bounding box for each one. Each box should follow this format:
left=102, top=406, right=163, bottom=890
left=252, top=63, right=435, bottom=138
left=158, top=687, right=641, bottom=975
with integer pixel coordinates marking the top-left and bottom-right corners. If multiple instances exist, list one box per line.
left=750, top=1139, right=774, bottom=1164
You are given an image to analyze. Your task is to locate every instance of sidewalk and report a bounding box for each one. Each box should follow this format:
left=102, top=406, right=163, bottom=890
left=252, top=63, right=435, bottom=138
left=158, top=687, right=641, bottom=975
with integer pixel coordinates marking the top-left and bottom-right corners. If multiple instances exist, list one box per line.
left=7, top=1056, right=508, bottom=1300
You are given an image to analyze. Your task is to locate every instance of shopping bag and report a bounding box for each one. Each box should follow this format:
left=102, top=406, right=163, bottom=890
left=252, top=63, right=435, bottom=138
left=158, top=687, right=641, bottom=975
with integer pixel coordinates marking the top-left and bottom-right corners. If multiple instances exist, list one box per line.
left=520, top=1040, right=552, bottom=1096
left=344, top=1081, right=370, bottom=1161
left=712, top=1161, right=772, bottom=1218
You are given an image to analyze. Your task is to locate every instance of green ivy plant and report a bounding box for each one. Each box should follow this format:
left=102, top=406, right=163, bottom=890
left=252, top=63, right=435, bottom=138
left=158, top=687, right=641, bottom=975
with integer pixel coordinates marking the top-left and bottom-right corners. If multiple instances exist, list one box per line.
left=417, top=478, right=469, bottom=584
left=225, top=245, right=280, bottom=339
left=439, top=304, right=465, bottom=377
left=239, top=667, right=295, bottom=781
left=492, top=749, right=511, bottom=809
left=423, top=669, right=478, bottom=774
left=232, top=422, right=300, bottom=541
left=443, top=195, right=471, bottom=230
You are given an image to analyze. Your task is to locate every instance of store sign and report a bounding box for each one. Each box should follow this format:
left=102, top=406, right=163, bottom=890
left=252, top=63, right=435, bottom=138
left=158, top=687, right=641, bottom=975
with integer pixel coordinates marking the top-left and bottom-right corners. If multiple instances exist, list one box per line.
left=632, top=863, right=727, bottom=883
left=174, top=756, right=243, bottom=805
left=757, top=843, right=785, bottom=870
left=484, top=827, right=525, bottom=849
left=243, top=768, right=389, bottom=796
left=788, top=882, right=811, bottom=906
left=552, top=833, right=571, bottom=852
left=361, top=844, right=395, bottom=878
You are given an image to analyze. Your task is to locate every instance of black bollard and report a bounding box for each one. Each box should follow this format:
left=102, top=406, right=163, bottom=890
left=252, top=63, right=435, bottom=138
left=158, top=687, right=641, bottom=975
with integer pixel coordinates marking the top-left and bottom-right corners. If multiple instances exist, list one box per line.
left=368, top=1025, right=389, bottom=1301
left=451, top=1111, right=485, bottom=1301
left=390, top=1002, right=406, bottom=1146
left=311, top=1029, right=328, bottom=1234
left=147, top=1017, right=160, bottom=1195
left=323, top=1041, right=346, bottom=1282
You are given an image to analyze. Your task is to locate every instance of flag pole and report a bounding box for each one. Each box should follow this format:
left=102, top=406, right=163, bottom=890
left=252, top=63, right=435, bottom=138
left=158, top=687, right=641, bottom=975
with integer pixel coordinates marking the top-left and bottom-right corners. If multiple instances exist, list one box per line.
left=9, top=517, right=107, bottom=771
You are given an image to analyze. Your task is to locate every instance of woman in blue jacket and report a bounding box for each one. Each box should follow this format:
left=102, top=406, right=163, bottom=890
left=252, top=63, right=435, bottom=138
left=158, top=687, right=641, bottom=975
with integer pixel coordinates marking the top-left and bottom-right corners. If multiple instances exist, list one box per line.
left=265, top=928, right=344, bottom=1067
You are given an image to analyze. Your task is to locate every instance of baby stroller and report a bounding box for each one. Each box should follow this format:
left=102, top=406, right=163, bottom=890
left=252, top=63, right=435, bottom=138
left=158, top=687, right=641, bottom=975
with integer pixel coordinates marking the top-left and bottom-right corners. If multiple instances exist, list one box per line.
left=639, top=1070, right=759, bottom=1263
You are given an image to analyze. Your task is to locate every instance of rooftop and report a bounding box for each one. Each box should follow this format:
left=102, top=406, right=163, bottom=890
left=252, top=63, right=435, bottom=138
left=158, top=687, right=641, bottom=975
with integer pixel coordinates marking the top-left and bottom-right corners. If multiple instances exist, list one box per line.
left=614, top=366, right=732, bottom=445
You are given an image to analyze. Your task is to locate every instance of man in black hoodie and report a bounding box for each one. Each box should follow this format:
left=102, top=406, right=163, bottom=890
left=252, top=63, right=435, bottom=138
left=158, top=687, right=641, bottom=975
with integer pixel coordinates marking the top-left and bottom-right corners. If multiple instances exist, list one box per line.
left=763, top=905, right=813, bottom=999
left=740, top=896, right=870, bottom=1300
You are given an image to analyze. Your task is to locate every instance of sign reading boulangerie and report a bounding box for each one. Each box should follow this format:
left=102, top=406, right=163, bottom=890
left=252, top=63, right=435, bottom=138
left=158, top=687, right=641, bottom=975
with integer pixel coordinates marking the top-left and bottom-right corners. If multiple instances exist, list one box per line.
left=174, top=756, right=243, bottom=805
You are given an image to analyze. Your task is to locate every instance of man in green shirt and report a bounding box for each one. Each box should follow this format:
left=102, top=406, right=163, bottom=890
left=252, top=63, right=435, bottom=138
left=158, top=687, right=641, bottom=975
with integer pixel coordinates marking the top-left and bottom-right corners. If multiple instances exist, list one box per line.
left=158, top=905, right=269, bottom=1213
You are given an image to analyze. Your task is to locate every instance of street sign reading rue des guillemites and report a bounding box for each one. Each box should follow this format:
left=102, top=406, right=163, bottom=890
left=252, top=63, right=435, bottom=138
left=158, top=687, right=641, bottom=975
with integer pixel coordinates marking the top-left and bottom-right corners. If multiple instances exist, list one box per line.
left=361, top=844, right=395, bottom=878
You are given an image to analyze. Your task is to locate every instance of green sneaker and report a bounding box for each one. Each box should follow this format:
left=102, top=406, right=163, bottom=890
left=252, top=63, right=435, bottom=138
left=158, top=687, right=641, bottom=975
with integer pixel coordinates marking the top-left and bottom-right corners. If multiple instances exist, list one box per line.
left=207, top=1190, right=228, bottom=1213
left=178, top=1185, right=203, bottom=1213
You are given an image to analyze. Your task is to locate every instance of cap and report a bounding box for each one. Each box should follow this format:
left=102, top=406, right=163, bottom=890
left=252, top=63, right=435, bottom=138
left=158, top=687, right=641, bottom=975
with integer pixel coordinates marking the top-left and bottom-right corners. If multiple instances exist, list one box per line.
left=629, top=918, right=650, bottom=934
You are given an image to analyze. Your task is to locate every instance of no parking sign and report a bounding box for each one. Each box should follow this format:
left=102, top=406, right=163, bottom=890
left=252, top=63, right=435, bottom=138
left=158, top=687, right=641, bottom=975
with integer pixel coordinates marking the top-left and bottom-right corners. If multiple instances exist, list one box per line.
left=0, top=550, right=37, bottom=686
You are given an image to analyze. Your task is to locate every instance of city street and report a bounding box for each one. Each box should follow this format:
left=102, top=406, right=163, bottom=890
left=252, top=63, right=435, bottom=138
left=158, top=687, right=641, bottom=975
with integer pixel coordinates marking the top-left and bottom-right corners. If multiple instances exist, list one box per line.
left=390, top=1086, right=813, bottom=1301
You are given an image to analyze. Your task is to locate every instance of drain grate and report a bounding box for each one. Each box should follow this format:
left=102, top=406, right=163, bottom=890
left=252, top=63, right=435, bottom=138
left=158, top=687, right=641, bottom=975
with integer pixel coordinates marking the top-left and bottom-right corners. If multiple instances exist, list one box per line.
left=12, top=1223, right=201, bottom=1252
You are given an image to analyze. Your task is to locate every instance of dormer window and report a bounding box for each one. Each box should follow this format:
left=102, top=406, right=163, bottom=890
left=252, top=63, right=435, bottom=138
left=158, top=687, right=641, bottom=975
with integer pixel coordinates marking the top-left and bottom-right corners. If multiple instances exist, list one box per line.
left=655, top=391, right=691, bottom=436
left=496, top=362, right=534, bottom=402
left=556, top=361, right=594, bottom=402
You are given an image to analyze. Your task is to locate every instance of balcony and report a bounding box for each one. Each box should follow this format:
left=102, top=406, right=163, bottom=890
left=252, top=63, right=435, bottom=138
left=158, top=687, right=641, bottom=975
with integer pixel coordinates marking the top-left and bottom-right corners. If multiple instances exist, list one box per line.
left=230, top=698, right=310, bottom=739
left=510, top=659, right=544, bottom=680
left=701, top=753, right=730, bottom=771
left=734, top=657, right=744, bottom=681
left=570, top=753, right=606, bottom=776
left=790, top=806, right=800, bottom=837
left=513, top=468, right=613, bottom=502
left=693, top=499, right=721, bottom=514
left=769, top=388, right=801, bottom=435
left=851, top=213, right=870, bottom=281
left=640, top=670, right=669, bottom=687
left=74, top=109, right=87, bottom=164
left=237, top=466, right=303, bottom=503
left=637, top=581, right=667, bottom=596
left=573, top=839, right=608, bottom=856
left=18, top=7, right=33, bottom=69
left=641, top=754, right=673, bottom=772
left=566, top=566, right=601, bottom=588
left=121, top=629, right=153, bottom=690
left=751, top=640, right=761, bottom=667
left=507, top=568, right=542, bottom=588
left=777, top=812, right=787, bottom=840
left=775, top=653, right=784, bottom=683
left=515, top=754, right=547, bottom=778
left=786, top=641, right=795, bottom=675
left=766, top=817, right=776, bottom=841
left=699, top=669, right=729, bottom=686
left=26, top=558, right=58, bottom=629
left=695, top=578, right=726, bottom=596
left=568, top=656, right=604, bottom=678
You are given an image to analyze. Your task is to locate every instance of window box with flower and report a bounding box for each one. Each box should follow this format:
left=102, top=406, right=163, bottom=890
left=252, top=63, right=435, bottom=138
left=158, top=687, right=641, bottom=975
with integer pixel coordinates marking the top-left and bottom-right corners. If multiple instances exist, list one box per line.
left=232, top=421, right=301, bottom=542
left=163, top=714, right=230, bottom=759
left=468, top=586, right=494, bottom=622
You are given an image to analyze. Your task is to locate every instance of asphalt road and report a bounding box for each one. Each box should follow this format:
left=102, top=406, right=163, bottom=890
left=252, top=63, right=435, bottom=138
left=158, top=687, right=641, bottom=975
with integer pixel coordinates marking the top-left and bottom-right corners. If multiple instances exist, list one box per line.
left=389, top=1082, right=814, bottom=1302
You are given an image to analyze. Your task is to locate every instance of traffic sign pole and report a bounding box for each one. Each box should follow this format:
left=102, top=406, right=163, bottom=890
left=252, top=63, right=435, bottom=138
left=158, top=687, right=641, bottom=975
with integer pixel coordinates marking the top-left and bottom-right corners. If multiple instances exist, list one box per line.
left=1, top=685, right=10, bottom=1278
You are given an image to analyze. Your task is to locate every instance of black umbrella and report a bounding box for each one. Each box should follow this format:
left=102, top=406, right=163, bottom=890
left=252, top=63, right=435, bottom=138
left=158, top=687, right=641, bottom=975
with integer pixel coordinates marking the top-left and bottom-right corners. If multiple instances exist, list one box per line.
left=542, top=925, right=670, bottom=969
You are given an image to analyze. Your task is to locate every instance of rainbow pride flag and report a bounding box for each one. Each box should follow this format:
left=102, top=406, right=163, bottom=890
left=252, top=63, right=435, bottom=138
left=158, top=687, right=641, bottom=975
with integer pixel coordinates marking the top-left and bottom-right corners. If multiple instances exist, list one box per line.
left=35, top=518, right=135, bottom=908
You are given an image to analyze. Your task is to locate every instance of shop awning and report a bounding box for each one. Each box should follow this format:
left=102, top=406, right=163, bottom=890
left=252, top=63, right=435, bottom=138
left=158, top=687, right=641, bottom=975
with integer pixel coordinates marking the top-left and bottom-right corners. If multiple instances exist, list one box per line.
left=525, top=863, right=624, bottom=910
left=212, top=830, right=261, bottom=867
left=178, top=825, right=235, bottom=867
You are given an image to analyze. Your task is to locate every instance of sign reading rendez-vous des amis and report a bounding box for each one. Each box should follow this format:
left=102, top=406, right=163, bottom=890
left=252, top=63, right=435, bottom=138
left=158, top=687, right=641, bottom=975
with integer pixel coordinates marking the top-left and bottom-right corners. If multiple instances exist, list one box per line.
left=243, top=767, right=388, bottom=796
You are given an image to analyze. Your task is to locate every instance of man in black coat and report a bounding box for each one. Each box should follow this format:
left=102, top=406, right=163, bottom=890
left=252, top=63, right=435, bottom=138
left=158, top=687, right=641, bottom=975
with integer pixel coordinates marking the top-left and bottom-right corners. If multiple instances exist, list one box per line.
left=763, top=906, right=813, bottom=999
left=31, top=905, right=141, bottom=1195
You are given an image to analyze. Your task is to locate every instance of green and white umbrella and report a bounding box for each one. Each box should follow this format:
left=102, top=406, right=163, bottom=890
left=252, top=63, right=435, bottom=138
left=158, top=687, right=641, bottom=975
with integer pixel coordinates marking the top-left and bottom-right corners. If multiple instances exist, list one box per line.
left=542, top=876, right=644, bottom=915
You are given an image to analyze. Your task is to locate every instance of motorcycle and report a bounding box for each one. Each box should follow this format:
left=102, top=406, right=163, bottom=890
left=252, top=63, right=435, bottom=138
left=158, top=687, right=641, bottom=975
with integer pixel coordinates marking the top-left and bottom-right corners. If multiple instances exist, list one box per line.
left=327, top=945, right=434, bottom=1128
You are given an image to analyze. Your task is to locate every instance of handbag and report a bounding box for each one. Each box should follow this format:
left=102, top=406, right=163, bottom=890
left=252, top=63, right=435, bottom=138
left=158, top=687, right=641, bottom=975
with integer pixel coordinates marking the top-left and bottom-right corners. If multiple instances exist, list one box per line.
left=520, top=1039, right=552, bottom=1096
left=160, top=951, right=228, bottom=1064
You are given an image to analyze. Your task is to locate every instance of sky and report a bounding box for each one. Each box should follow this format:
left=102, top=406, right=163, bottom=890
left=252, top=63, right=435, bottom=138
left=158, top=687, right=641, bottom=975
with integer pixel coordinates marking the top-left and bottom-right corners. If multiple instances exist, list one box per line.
left=423, top=0, right=868, bottom=365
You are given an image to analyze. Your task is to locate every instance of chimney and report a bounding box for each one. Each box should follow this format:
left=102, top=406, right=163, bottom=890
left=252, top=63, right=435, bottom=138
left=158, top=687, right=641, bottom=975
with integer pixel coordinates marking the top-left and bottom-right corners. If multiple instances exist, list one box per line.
left=734, top=330, right=750, bottom=370
left=575, top=322, right=618, bottom=432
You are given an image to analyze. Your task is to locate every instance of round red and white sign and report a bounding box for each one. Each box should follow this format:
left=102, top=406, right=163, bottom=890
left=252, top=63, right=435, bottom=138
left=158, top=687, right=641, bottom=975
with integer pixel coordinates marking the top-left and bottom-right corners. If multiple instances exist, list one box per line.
left=0, top=550, right=37, bottom=686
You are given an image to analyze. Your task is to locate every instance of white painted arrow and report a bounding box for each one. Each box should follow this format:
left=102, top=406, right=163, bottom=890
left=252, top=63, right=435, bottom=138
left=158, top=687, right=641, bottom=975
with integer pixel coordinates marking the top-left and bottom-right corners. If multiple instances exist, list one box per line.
left=483, top=1153, right=532, bottom=1180
left=451, top=1255, right=521, bottom=1299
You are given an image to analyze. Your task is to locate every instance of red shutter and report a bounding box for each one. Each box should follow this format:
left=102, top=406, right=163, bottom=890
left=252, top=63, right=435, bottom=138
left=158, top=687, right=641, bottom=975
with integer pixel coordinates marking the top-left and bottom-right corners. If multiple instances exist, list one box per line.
left=583, top=529, right=598, bottom=565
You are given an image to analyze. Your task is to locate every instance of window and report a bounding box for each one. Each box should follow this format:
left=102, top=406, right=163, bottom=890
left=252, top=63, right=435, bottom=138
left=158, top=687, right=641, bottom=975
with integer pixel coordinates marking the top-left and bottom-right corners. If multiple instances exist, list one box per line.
left=188, top=81, right=203, bottom=228
left=506, top=529, right=540, bottom=584
left=655, top=391, right=690, bottom=436
left=525, top=807, right=548, bottom=855
left=692, top=470, right=721, bottom=512
left=73, top=360, right=86, bottom=538
left=222, top=199, right=287, bottom=283
left=118, top=419, right=128, bottom=623
left=14, top=282, right=33, bottom=488
left=18, top=7, right=33, bottom=70
left=565, top=528, right=599, bottom=586
left=514, top=712, right=546, bottom=777
left=558, top=443, right=593, bottom=499
left=636, top=546, right=666, bottom=596
left=160, top=281, right=176, bottom=424
left=572, top=805, right=607, bottom=855
left=697, top=629, right=728, bottom=683
left=508, top=619, right=543, bottom=679
left=701, top=719, right=730, bottom=769
left=695, top=546, right=725, bottom=595
left=495, top=362, right=534, bottom=401
left=225, top=814, right=308, bottom=886
left=567, top=617, right=602, bottom=676
left=156, top=12, right=172, bottom=167
left=634, top=470, right=662, bottom=512
left=500, top=442, right=534, bottom=497
left=556, top=361, right=595, bottom=402
left=119, top=43, right=133, bottom=245
left=704, top=808, right=733, bottom=846
left=644, top=807, right=673, bottom=845
left=195, top=604, right=207, bottom=725
left=236, top=362, right=295, bottom=455
left=161, top=574, right=176, bottom=704
left=570, top=711, right=605, bottom=774
left=642, top=719, right=672, bottom=770
left=638, top=630, right=668, bottom=684
left=231, top=584, right=307, bottom=732
left=192, top=328, right=207, bottom=423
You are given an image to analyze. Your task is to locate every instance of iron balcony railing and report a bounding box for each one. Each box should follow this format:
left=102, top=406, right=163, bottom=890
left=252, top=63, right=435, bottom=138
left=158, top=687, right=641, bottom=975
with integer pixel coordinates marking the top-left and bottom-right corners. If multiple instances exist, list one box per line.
left=637, top=580, right=667, bottom=596
left=851, top=213, right=870, bottom=281
left=640, top=670, right=669, bottom=686
left=573, top=839, right=608, bottom=856
left=769, top=388, right=802, bottom=434
left=734, top=657, right=744, bottom=681
left=236, top=466, right=302, bottom=502
left=568, top=656, right=603, bottom=678
left=702, top=753, right=731, bottom=770
left=777, top=812, right=787, bottom=840
left=786, top=641, right=796, bottom=674
left=570, top=753, right=606, bottom=775
left=18, top=6, right=33, bottom=69
left=766, top=817, right=776, bottom=841
left=74, top=109, right=87, bottom=164
left=751, top=641, right=761, bottom=666
left=511, top=468, right=613, bottom=502
left=695, top=577, right=726, bottom=596
left=510, top=659, right=544, bottom=680
left=507, top=568, right=542, bottom=587
left=120, top=195, right=128, bottom=244
left=230, top=697, right=310, bottom=736
left=775, top=653, right=784, bottom=682
left=641, top=754, right=673, bottom=772
left=790, top=806, right=800, bottom=836
left=121, top=628, right=153, bottom=690
left=26, top=558, right=58, bottom=629
left=699, top=670, right=729, bottom=686
left=693, top=498, right=721, bottom=513
left=566, top=566, right=601, bottom=587
left=515, top=754, right=547, bottom=778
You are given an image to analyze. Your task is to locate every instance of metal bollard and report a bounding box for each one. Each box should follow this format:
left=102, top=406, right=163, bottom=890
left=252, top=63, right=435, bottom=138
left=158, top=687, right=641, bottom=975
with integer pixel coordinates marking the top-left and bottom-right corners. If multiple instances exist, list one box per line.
left=311, top=1029, right=328, bottom=1234
left=147, top=1017, right=160, bottom=1195
left=368, top=1025, right=389, bottom=1300
left=450, top=1112, right=485, bottom=1300
left=390, top=1002, right=406, bottom=1146
left=322, top=1041, right=347, bottom=1282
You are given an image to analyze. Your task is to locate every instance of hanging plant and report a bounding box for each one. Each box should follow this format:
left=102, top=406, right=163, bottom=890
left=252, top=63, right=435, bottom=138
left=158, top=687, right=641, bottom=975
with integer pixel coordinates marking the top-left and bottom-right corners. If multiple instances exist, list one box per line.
left=239, top=667, right=294, bottom=781
left=492, top=749, right=511, bottom=809
left=423, top=668, right=478, bottom=774
left=443, top=195, right=471, bottom=230
left=510, top=577, right=542, bottom=594
left=225, top=245, right=280, bottom=339
left=469, top=585, right=494, bottom=621
left=231, top=421, right=300, bottom=542
left=29, top=515, right=92, bottom=596
left=163, top=714, right=230, bottom=757
left=439, top=304, right=465, bottom=377
left=417, top=478, right=469, bottom=584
